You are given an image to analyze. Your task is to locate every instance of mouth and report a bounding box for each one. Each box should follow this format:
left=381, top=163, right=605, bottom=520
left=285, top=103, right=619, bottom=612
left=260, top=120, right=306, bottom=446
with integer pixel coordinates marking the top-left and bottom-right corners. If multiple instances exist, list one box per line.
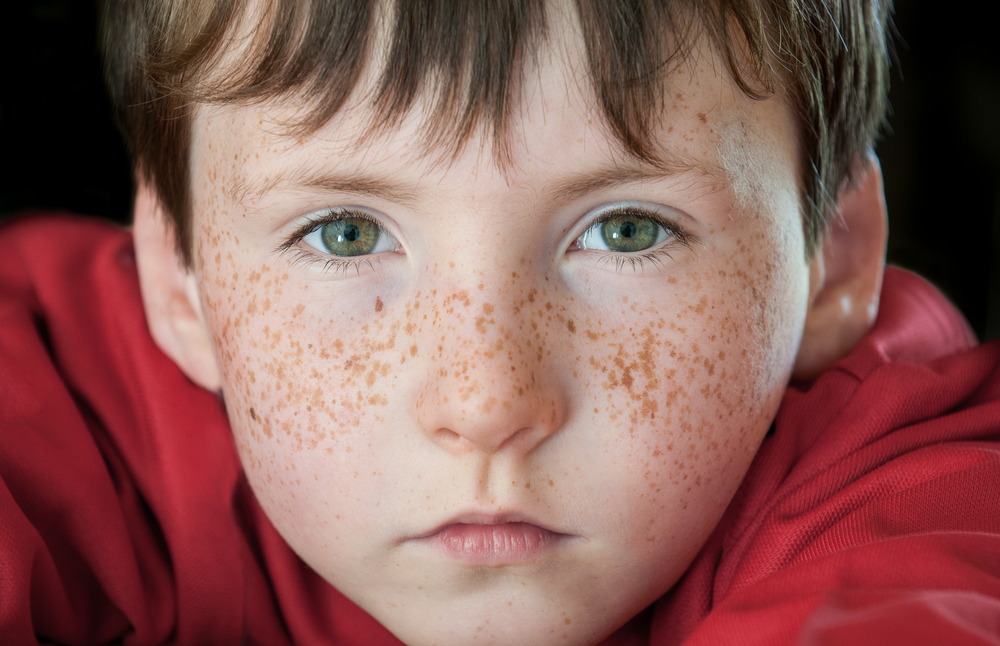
left=414, top=514, right=572, bottom=565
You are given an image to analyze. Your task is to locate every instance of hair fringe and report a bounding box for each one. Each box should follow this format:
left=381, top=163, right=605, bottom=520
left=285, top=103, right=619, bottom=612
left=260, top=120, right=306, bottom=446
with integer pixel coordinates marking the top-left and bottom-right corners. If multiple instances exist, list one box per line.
left=99, top=0, right=893, bottom=264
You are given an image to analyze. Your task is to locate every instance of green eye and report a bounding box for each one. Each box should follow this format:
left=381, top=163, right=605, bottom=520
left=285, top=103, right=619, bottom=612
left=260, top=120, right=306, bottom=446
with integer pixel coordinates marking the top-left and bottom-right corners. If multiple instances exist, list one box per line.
left=296, top=209, right=399, bottom=263
left=573, top=206, right=678, bottom=258
left=600, top=214, right=662, bottom=252
left=319, top=217, right=381, bottom=256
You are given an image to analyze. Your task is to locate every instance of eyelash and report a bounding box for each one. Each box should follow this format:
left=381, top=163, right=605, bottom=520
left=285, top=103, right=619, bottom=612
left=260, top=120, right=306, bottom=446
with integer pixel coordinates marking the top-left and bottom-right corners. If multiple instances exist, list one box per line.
left=277, top=208, right=393, bottom=275
left=577, top=206, right=693, bottom=274
left=276, top=204, right=693, bottom=274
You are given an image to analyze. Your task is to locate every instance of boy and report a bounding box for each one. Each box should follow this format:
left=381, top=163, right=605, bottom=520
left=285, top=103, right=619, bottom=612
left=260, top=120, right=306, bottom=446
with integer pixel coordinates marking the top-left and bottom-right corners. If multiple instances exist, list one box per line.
left=1, top=0, right=999, bottom=644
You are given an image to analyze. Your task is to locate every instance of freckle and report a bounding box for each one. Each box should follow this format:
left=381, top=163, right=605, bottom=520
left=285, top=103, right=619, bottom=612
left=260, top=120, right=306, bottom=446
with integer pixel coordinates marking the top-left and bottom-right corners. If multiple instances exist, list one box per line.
left=483, top=303, right=494, bottom=315
left=375, top=296, right=384, bottom=312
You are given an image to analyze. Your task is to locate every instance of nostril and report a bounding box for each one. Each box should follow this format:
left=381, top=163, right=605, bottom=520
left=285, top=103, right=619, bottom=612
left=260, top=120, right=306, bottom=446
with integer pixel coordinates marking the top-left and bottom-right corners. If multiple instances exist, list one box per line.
left=431, top=427, right=470, bottom=452
left=414, top=354, right=566, bottom=456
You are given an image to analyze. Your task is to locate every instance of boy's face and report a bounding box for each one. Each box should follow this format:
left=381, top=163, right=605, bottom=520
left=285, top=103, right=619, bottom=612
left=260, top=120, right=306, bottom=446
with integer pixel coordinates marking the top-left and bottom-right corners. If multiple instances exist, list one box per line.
left=183, top=18, right=811, bottom=646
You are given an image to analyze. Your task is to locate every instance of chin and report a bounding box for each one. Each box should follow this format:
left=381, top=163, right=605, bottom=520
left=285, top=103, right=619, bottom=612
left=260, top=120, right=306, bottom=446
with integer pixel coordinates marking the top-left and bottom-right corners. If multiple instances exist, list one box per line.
left=376, top=605, right=618, bottom=646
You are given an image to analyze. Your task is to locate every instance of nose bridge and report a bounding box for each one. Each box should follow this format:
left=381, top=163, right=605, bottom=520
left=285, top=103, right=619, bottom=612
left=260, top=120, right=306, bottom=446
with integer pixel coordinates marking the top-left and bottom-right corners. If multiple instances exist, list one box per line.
left=414, top=271, right=564, bottom=455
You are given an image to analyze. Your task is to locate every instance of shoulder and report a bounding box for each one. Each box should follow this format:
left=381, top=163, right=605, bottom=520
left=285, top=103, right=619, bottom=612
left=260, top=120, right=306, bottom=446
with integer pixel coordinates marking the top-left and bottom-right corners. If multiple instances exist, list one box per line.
left=653, top=269, right=1000, bottom=645
left=0, top=212, right=150, bottom=455
left=0, top=212, right=133, bottom=281
left=0, top=213, right=252, bottom=644
left=0, top=213, right=138, bottom=348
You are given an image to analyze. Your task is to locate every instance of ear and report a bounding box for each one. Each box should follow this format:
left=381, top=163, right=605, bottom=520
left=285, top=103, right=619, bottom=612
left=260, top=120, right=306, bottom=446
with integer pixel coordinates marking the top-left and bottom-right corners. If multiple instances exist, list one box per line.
left=793, top=153, right=888, bottom=381
left=133, top=178, right=222, bottom=391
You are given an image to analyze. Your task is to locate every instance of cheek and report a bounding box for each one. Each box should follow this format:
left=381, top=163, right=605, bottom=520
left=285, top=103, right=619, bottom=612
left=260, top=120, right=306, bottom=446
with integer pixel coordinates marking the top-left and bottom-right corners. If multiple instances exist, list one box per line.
left=572, top=237, right=805, bottom=538
left=223, top=302, right=396, bottom=453
left=576, top=298, right=758, bottom=497
left=194, top=253, right=407, bottom=538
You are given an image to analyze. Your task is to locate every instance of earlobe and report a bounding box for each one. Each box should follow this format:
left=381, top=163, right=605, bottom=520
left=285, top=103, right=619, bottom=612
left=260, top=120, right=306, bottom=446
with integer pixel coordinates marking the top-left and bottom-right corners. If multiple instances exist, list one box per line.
left=133, top=179, right=222, bottom=391
left=793, top=153, right=888, bottom=381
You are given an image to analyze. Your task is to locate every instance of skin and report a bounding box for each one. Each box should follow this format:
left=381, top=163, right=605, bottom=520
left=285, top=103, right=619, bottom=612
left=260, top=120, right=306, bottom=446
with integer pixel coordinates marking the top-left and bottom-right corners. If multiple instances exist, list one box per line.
left=181, top=16, right=813, bottom=646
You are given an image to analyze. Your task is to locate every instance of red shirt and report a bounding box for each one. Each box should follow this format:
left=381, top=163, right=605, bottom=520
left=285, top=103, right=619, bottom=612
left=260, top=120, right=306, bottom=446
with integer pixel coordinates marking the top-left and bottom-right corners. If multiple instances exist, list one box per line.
left=2, top=214, right=998, bottom=645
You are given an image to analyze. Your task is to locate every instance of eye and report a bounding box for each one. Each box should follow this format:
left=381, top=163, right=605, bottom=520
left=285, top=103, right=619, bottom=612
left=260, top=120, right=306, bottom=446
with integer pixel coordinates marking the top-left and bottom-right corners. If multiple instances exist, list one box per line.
left=300, top=209, right=399, bottom=257
left=574, top=206, right=674, bottom=253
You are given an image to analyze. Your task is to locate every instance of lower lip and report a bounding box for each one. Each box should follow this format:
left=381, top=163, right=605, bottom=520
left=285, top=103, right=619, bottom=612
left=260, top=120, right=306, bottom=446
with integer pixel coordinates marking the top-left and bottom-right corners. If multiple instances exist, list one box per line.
left=429, top=522, right=560, bottom=565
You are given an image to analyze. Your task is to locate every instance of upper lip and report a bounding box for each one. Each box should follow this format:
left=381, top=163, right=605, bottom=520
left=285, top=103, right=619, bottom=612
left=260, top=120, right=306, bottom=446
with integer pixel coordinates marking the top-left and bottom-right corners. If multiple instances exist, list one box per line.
left=413, top=511, right=567, bottom=540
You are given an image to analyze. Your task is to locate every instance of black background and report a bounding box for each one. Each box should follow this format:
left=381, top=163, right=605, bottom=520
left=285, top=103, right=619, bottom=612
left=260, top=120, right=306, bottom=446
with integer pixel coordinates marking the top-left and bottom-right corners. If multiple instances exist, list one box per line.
left=1, top=0, right=998, bottom=340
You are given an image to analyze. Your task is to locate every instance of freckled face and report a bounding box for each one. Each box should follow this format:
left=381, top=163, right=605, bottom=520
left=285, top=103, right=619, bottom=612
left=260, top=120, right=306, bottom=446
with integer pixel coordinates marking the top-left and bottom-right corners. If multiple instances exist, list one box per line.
left=186, top=32, right=810, bottom=646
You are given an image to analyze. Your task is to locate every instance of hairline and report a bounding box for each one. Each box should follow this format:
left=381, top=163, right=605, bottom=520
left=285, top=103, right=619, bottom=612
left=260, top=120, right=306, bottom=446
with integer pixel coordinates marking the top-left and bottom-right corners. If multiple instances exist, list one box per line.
left=104, top=0, right=891, bottom=266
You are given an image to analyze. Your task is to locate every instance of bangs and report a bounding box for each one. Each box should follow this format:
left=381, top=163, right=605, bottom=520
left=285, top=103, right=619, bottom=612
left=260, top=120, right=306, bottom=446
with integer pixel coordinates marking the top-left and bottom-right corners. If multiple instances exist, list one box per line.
left=103, top=0, right=891, bottom=264
left=143, top=0, right=743, bottom=163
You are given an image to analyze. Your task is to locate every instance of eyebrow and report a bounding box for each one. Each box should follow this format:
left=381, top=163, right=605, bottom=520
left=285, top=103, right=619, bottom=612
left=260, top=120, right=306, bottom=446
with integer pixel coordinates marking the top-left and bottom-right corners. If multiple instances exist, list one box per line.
left=239, top=151, right=724, bottom=207
left=236, top=167, right=422, bottom=207
left=547, top=156, right=725, bottom=204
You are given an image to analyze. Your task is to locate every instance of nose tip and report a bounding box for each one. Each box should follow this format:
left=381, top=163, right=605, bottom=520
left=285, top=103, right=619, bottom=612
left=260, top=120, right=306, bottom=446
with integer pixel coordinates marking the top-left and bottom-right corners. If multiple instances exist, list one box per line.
left=411, top=279, right=569, bottom=457
left=416, top=367, right=564, bottom=456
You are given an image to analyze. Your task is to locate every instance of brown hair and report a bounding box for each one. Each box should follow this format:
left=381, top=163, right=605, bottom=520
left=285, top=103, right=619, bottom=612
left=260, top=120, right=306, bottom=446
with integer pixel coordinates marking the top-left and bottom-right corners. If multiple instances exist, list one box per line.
left=100, top=0, right=892, bottom=265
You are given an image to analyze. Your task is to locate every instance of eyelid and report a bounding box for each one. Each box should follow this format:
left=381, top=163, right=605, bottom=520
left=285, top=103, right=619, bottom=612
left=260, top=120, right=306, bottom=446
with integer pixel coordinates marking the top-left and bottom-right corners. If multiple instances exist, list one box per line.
left=278, top=206, right=396, bottom=255
left=573, top=202, right=690, bottom=250
left=275, top=206, right=402, bottom=278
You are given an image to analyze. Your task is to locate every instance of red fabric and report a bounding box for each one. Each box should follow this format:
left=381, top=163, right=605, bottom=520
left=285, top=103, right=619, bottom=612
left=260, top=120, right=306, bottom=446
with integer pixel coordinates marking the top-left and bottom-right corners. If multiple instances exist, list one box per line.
left=0, top=215, right=398, bottom=645
left=1, top=214, right=999, bottom=645
left=644, top=250, right=1000, bottom=645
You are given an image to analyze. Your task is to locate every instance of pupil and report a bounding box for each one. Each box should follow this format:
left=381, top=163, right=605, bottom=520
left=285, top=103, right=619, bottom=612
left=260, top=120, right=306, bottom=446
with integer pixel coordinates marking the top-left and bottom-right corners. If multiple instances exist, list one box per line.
left=320, top=217, right=379, bottom=256
left=600, top=213, right=659, bottom=253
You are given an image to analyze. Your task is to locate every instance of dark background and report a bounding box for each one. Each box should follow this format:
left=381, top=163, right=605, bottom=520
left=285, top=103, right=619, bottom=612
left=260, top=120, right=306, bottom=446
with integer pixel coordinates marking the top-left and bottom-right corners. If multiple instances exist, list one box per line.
left=1, top=0, right=998, bottom=341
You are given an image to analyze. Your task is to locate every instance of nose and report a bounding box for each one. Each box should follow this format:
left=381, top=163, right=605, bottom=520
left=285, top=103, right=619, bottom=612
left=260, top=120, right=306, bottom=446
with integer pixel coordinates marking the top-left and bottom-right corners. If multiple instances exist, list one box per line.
left=414, top=288, right=566, bottom=456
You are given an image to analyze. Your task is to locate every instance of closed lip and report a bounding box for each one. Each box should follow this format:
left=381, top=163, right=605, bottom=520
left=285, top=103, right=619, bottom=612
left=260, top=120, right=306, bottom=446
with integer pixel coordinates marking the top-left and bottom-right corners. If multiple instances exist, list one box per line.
left=415, top=512, right=565, bottom=539
left=412, top=512, right=574, bottom=565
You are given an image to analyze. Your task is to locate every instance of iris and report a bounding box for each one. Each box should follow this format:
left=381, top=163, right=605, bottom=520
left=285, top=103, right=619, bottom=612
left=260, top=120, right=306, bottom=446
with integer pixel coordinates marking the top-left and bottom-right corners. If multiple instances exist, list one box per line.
left=601, top=214, right=659, bottom=253
left=320, top=217, right=380, bottom=256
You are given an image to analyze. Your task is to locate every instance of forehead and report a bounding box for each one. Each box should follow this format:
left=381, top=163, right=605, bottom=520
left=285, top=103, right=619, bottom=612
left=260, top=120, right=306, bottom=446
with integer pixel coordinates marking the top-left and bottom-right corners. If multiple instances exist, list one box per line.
left=190, top=16, right=798, bottom=220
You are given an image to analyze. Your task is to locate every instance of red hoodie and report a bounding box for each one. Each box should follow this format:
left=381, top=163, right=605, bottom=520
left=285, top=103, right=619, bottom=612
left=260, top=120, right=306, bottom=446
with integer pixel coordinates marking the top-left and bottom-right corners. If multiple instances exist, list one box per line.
left=2, top=214, right=998, bottom=645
